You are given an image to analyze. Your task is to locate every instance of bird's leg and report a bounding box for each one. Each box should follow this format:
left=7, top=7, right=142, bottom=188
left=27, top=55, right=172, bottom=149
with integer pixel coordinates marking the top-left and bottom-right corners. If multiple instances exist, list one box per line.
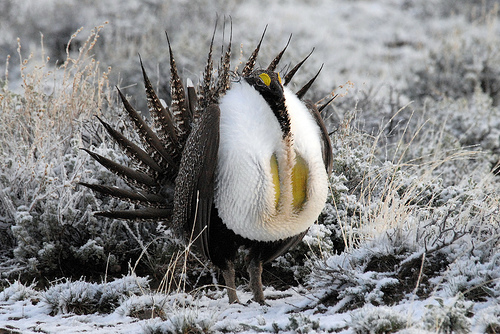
left=222, top=261, right=239, bottom=304
left=247, top=258, right=265, bottom=304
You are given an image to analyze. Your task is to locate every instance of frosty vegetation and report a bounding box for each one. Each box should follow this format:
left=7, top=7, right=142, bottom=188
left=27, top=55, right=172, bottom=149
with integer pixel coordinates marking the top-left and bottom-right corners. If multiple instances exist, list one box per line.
left=1, top=0, right=499, bottom=333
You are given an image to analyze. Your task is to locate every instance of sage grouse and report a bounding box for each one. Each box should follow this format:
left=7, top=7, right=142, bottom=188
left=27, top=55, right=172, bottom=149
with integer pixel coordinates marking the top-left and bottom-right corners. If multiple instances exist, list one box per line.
left=81, top=26, right=333, bottom=304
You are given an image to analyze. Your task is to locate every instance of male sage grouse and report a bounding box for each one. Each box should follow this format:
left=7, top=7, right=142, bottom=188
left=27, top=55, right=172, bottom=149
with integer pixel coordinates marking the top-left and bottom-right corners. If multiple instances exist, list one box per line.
left=81, top=25, right=333, bottom=304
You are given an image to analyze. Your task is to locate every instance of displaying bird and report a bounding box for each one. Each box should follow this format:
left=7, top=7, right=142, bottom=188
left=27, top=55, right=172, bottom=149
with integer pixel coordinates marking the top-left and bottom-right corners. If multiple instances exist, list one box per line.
left=80, top=25, right=333, bottom=304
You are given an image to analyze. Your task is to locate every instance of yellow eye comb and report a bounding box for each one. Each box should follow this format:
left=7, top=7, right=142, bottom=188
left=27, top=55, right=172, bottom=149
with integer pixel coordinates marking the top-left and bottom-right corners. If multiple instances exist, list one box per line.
left=259, top=73, right=271, bottom=86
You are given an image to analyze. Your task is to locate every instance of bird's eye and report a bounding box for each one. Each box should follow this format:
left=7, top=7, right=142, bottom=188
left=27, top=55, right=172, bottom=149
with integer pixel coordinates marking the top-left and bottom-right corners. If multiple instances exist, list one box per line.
left=259, top=73, right=271, bottom=86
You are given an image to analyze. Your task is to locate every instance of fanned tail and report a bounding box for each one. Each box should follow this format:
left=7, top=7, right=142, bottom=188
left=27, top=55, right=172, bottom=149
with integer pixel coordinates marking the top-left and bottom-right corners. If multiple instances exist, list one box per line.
left=198, top=21, right=217, bottom=113
left=267, top=34, right=292, bottom=72
left=95, top=116, right=163, bottom=176
left=283, top=48, right=314, bottom=86
left=139, top=55, right=181, bottom=158
left=216, top=18, right=232, bottom=99
left=95, top=208, right=172, bottom=220
left=166, top=32, right=191, bottom=145
left=296, top=64, right=323, bottom=99
left=318, top=94, right=337, bottom=113
left=81, top=148, right=159, bottom=189
left=79, top=183, right=168, bottom=205
left=242, top=25, right=267, bottom=76
left=186, top=78, right=198, bottom=118
left=117, top=88, right=178, bottom=177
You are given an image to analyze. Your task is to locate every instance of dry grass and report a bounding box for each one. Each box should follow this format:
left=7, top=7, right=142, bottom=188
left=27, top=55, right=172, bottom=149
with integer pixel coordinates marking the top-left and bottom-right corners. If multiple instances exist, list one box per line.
left=1, top=23, right=112, bottom=156
left=0, top=24, right=113, bottom=222
left=0, top=25, right=118, bottom=280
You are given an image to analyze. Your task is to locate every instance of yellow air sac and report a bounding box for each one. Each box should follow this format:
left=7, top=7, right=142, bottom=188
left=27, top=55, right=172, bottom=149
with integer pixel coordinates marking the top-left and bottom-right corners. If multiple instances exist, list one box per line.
left=292, top=154, right=308, bottom=211
left=270, top=154, right=280, bottom=208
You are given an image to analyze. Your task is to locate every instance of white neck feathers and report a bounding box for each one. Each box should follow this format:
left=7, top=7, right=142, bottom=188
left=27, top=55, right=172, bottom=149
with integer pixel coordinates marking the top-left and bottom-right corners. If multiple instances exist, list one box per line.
left=214, top=81, right=328, bottom=241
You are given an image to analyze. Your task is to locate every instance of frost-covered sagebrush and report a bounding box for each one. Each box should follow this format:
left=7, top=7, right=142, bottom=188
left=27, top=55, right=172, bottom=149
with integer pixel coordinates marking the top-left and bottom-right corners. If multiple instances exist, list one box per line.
left=43, top=275, right=149, bottom=315
left=0, top=28, right=182, bottom=283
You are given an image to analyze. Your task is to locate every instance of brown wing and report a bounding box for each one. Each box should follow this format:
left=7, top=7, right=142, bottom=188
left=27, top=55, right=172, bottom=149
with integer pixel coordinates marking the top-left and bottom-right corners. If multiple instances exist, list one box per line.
left=305, top=101, right=333, bottom=175
left=172, top=104, right=220, bottom=259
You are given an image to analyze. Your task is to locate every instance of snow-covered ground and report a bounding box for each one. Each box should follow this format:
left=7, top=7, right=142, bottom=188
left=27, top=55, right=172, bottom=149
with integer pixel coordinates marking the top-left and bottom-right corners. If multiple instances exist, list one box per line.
left=1, top=0, right=499, bottom=333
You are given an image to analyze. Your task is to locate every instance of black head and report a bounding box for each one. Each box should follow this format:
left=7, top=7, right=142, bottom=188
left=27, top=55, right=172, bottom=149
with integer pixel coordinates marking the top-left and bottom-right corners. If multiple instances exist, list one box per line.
left=244, top=70, right=290, bottom=137
left=245, top=70, right=284, bottom=100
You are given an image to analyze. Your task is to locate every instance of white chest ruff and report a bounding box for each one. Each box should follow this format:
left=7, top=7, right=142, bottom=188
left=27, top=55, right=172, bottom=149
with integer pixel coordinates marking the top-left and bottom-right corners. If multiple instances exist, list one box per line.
left=214, top=81, right=328, bottom=242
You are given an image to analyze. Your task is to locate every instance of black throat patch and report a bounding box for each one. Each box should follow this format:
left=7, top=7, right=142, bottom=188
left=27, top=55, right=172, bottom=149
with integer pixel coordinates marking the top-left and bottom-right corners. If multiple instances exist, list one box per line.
left=244, top=70, right=291, bottom=138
